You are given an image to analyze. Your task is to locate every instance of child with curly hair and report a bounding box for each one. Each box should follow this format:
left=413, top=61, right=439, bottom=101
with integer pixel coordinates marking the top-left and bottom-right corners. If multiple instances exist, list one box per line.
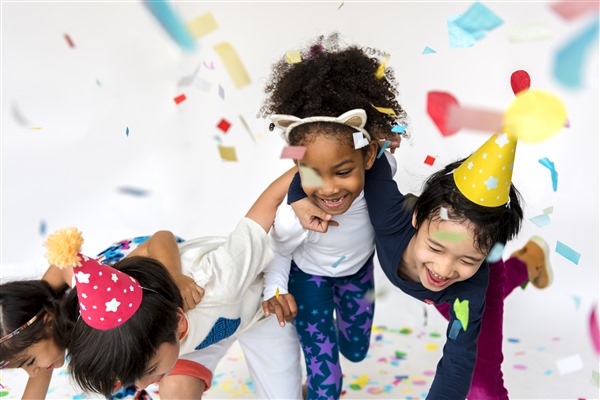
left=259, top=33, right=407, bottom=399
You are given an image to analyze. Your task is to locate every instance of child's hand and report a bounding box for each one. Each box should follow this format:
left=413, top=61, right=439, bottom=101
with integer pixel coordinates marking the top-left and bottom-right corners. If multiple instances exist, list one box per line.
left=290, top=198, right=339, bottom=233
left=174, top=274, right=204, bottom=312
left=262, top=293, right=298, bottom=327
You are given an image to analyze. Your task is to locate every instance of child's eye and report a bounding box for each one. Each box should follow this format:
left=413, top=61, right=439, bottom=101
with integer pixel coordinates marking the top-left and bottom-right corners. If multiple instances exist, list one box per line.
left=428, top=246, right=441, bottom=253
left=27, top=358, right=35, bottom=367
left=336, top=169, right=351, bottom=176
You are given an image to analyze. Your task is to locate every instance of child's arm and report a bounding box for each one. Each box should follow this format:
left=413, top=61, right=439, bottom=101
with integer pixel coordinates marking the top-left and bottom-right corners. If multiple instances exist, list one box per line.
left=42, top=264, right=74, bottom=292
left=129, top=230, right=204, bottom=312
left=245, top=167, right=298, bottom=232
left=21, top=369, right=53, bottom=400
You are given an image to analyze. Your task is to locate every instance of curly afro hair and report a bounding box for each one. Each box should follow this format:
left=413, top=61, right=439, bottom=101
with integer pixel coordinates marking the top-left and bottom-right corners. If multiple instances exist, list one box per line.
left=260, top=32, right=408, bottom=143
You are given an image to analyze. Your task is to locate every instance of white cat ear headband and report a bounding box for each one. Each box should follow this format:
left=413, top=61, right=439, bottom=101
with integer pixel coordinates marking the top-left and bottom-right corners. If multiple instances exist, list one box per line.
left=270, top=109, right=371, bottom=143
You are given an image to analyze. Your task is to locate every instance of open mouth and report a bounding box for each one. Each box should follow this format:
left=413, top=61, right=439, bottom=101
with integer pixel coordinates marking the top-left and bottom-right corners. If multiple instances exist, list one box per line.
left=318, top=195, right=347, bottom=210
left=426, top=268, right=450, bottom=287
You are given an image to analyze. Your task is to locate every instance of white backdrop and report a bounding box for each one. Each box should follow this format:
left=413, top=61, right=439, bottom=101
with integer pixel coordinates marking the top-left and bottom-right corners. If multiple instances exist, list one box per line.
left=1, top=1, right=599, bottom=399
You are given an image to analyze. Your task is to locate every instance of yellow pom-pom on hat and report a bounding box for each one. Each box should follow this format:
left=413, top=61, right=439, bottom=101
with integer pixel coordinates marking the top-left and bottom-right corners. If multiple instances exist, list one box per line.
left=453, top=129, right=517, bottom=207
left=44, top=227, right=84, bottom=269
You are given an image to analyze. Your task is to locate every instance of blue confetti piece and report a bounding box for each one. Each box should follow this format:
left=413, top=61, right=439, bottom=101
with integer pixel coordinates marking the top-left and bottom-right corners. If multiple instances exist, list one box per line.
left=377, top=141, right=390, bottom=158
left=555, top=241, right=581, bottom=265
left=143, top=0, right=196, bottom=51
left=125, top=127, right=129, bottom=137
left=486, top=242, right=505, bottom=263
left=117, top=186, right=149, bottom=197
left=392, top=125, right=407, bottom=133
left=554, top=18, right=599, bottom=88
left=538, top=157, right=558, bottom=192
left=529, top=213, right=551, bottom=228
left=331, top=255, right=346, bottom=268
left=572, top=295, right=581, bottom=310
left=39, top=219, right=47, bottom=236
left=454, top=2, right=503, bottom=33
left=422, top=46, right=437, bottom=55
left=507, top=337, right=520, bottom=343
left=544, top=369, right=553, bottom=375
left=449, top=319, right=462, bottom=340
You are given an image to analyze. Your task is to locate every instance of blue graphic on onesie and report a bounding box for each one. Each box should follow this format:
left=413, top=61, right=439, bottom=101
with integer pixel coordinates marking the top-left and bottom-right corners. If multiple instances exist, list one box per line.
left=195, top=317, right=241, bottom=350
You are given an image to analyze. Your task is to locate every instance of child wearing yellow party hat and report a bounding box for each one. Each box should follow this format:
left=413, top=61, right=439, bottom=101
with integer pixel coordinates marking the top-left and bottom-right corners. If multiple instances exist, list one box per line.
left=288, top=129, right=552, bottom=399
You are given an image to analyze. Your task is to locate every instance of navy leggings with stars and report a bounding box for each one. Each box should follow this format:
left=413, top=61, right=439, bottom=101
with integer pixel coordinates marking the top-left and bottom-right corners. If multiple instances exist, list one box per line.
left=288, top=255, right=375, bottom=400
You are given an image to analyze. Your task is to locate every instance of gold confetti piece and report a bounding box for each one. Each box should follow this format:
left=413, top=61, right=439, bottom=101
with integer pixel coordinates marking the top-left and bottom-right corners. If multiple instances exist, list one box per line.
left=238, top=115, right=257, bottom=143
left=375, top=56, right=388, bottom=79
left=275, top=288, right=280, bottom=299
left=218, top=145, right=237, bottom=161
left=31, top=127, right=42, bottom=130
left=213, top=42, right=251, bottom=89
left=285, top=51, right=301, bottom=64
left=186, top=12, right=218, bottom=39
left=371, top=103, right=397, bottom=117
left=338, top=2, right=345, bottom=10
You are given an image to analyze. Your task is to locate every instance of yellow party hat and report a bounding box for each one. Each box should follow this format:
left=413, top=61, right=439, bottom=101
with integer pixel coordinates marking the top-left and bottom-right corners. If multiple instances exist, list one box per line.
left=453, top=130, right=517, bottom=207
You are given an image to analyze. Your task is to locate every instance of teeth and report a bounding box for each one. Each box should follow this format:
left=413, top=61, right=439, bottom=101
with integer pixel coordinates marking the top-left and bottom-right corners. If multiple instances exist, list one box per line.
left=431, top=270, right=447, bottom=280
left=322, top=196, right=344, bottom=204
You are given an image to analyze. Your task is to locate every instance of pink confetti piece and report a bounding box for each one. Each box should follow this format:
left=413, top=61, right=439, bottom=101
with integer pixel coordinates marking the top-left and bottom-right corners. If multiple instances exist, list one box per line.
left=280, top=146, right=306, bottom=160
left=513, top=364, right=528, bottom=370
left=64, top=33, right=75, bottom=48
left=590, top=304, right=600, bottom=355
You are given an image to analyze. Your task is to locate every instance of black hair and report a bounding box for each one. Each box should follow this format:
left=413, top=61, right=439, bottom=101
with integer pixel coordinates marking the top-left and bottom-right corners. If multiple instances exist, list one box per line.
left=260, top=32, right=408, bottom=143
left=57, top=256, right=183, bottom=397
left=0, top=280, right=66, bottom=367
left=413, top=158, right=524, bottom=254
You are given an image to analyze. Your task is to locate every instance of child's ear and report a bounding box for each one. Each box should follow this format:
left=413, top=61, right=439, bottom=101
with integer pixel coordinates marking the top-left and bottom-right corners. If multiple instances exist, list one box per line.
left=364, top=141, right=378, bottom=170
left=411, top=211, right=417, bottom=228
left=175, top=307, right=187, bottom=337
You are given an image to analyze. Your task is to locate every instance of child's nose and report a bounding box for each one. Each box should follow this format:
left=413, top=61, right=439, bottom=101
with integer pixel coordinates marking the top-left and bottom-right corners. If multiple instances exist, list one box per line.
left=435, top=259, right=454, bottom=277
left=318, top=177, right=338, bottom=196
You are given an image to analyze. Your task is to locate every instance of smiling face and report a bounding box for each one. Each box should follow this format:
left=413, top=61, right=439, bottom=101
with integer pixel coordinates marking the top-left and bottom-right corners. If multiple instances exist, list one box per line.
left=16, top=336, right=66, bottom=378
left=403, top=214, right=487, bottom=292
left=298, top=126, right=377, bottom=216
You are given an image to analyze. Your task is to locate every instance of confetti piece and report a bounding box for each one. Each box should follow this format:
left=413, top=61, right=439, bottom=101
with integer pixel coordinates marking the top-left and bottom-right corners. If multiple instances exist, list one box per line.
left=238, top=115, right=257, bottom=143
left=350, top=375, right=368, bottom=390
left=425, top=344, right=438, bottom=350
left=96, top=79, right=102, bottom=87
left=218, top=145, right=237, bottom=161
left=424, top=155, right=436, bottom=166
left=40, top=220, right=47, bottom=236
left=31, top=127, right=42, bottom=130
left=285, top=51, right=301, bottom=64
left=447, top=104, right=504, bottom=134
left=510, top=70, right=531, bottom=95
left=550, top=1, right=600, bottom=21
left=556, top=354, right=583, bottom=375
left=11, top=102, right=30, bottom=127
left=280, top=146, right=306, bottom=160
left=186, top=12, right=218, bottom=39
left=538, top=157, right=558, bottom=191
left=217, top=118, right=232, bottom=133
left=448, top=2, right=503, bottom=48
left=432, top=230, right=468, bottom=243
left=371, top=104, right=397, bottom=118
left=439, top=207, right=449, bottom=220
left=144, top=0, right=196, bottom=50
left=486, top=242, right=505, bottom=263
left=504, top=90, right=567, bottom=142
left=275, top=288, right=280, bottom=299
left=213, top=42, right=251, bottom=89
left=453, top=298, right=469, bottom=331
left=125, top=127, right=130, bottom=137
left=572, top=296, right=581, bottom=310
left=376, top=56, right=388, bottom=79
left=426, top=91, right=460, bottom=136
left=64, top=33, right=75, bottom=48
left=590, top=304, right=599, bottom=354
left=391, top=125, right=406, bottom=134
left=422, top=46, right=437, bottom=54
left=449, top=319, right=462, bottom=340
left=338, top=2, right=344, bottom=10
left=203, top=60, right=215, bottom=70
left=117, top=186, right=149, bottom=197
left=513, top=364, right=528, bottom=370
left=507, top=337, right=520, bottom=343
left=507, top=23, right=553, bottom=43
left=555, top=241, right=581, bottom=265
left=593, top=370, right=600, bottom=388
left=299, top=166, right=324, bottom=187
left=174, top=94, right=187, bottom=104
left=213, top=135, right=222, bottom=143
left=543, top=206, right=554, bottom=214
left=331, top=255, right=346, bottom=268
left=218, top=84, right=225, bottom=100
left=376, top=141, right=390, bottom=158
left=353, top=132, right=369, bottom=149
left=528, top=213, right=551, bottom=228
left=553, top=18, right=599, bottom=88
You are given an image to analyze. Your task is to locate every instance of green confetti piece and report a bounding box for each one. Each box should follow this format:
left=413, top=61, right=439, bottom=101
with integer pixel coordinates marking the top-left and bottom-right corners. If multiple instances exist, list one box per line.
left=0, top=391, right=8, bottom=398
left=399, top=328, right=412, bottom=334
left=432, top=230, right=469, bottom=243
left=429, top=331, right=441, bottom=338
left=453, top=298, right=470, bottom=331
left=394, top=351, right=407, bottom=358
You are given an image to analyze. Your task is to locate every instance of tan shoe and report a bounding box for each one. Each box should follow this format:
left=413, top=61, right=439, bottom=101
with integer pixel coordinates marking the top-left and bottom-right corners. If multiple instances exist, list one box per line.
left=511, top=235, right=553, bottom=289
